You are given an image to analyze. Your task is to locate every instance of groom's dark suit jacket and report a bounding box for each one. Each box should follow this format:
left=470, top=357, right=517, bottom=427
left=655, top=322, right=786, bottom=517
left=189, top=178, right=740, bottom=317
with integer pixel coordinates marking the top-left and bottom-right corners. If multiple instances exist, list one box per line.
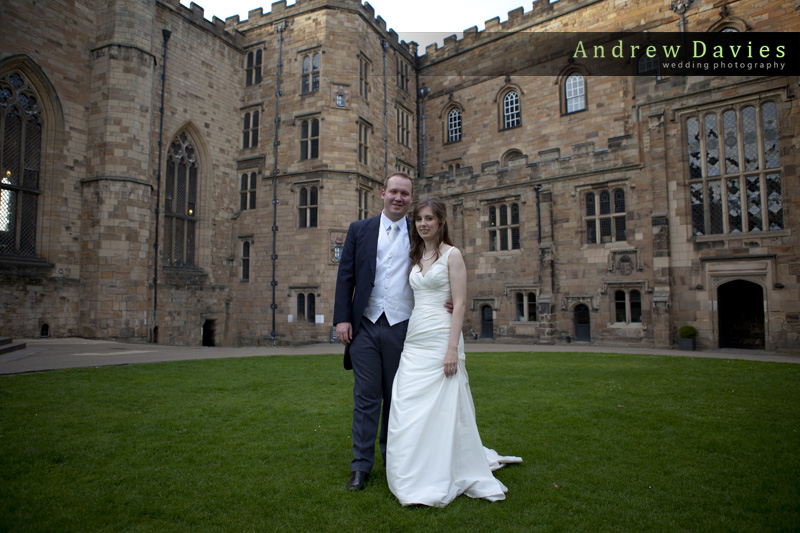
left=333, top=214, right=412, bottom=370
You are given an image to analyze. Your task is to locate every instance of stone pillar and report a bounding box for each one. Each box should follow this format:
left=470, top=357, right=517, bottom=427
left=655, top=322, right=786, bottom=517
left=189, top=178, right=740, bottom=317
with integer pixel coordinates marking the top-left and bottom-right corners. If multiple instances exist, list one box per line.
left=80, top=0, right=157, bottom=340
left=537, top=186, right=556, bottom=344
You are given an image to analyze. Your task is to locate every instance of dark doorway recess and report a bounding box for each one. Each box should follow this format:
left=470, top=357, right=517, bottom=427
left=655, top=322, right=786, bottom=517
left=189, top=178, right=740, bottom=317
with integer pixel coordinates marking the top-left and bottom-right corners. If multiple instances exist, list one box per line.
left=481, top=305, right=493, bottom=339
left=202, top=319, right=216, bottom=347
left=718, top=280, right=765, bottom=349
left=574, top=304, right=591, bottom=342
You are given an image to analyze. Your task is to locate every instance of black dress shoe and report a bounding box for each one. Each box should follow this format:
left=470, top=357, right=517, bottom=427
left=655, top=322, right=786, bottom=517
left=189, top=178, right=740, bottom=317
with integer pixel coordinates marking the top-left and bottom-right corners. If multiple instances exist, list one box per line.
left=347, top=471, right=370, bottom=490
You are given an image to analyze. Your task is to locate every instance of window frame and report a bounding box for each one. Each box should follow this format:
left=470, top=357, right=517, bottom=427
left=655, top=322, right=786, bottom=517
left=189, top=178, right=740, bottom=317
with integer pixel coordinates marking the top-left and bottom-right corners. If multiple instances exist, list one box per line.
left=358, top=54, right=370, bottom=101
left=163, top=131, right=199, bottom=269
left=613, top=289, right=642, bottom=324
left=242, top=110, right=259, bottom=149
left=684, top=101, right=784, bottom=238
left=301, top=51, right=321, bottom=95
left=245, top=49, right=263, bottom=86
left=396, top=106, right=411, bottom=148
left=488, top=202, right=521, bottom=252
left=585, top=188, right=627, bottom=245
left=299, top=117, right=320, bottom=161
left=358, top=121, right=370, bottom=165
left=501, top=90, right=521, bottom=130
left=0, top=70, right=43, bottom=258
left=240, top=171, right=257, bottom=211
left=564, top=72, right=586, bottom=114
left=298, top=184, right=319, bottom=229
left=446, top=107, right=462, bottom=144
left=513, top=292, right=538, bottom=322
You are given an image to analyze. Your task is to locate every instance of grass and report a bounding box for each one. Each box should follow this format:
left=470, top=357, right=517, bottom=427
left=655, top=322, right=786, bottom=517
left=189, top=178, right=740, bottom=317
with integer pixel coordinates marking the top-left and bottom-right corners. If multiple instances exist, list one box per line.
left=1, top=352, right=798, bottom=532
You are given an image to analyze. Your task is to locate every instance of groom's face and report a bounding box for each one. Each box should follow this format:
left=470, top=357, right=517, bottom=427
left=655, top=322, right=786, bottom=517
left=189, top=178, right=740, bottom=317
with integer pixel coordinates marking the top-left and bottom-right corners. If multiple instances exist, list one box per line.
left=381, top=175, right=413, bottom=222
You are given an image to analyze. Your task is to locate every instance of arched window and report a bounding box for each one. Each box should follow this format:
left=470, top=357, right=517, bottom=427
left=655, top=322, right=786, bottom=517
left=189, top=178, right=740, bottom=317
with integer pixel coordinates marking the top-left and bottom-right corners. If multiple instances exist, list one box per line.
left=240, top=171, right=256, bottom=211
left=302, top=52, right=320, bottom=94
left=447, top=108, right=462, bottom=143
left=246, top=49, right=262, bottom=86
left=299, top=185, right=318, bottom=228
left=300, top=118, right=319, bottom=161
left=502, top=91, right=520, bottom=130
left=296, top=292, right=316, bottom=323
left=637, top=53, right=661, bottom=80
left=242, top=110, right=259, bottom=149
left=614, top=289, right=643, bottom=323
left=297, top=293, right=305, bottom=319
left=565, top=73, right=585, bottom=113
left=0, top=71, right=42, bottom=257
left=164, top=131, right=198, bottom=268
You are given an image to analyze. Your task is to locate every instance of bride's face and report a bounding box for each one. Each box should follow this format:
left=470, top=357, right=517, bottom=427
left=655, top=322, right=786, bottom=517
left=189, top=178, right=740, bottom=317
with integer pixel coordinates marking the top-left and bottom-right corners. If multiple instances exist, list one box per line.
left=415, top=206, right=439, bottom=242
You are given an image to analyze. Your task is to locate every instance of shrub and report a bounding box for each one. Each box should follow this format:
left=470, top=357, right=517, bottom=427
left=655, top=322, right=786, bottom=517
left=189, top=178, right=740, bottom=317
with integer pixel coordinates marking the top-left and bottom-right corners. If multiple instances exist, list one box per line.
left=679, top=325, right=698, bottom=339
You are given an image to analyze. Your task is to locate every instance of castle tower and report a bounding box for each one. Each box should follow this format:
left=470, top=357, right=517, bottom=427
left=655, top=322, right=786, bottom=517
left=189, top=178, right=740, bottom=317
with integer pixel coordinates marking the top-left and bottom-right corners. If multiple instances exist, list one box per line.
left=80, top=0, right=158, bottom=339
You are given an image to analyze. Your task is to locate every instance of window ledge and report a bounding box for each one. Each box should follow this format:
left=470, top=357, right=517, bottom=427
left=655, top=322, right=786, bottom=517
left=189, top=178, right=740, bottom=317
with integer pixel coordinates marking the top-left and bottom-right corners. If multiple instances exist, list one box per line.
left=609, top=322, right=645, bottom=328
left=694, top=229, right=791, bottom=242
left=0, top=255, right=54, bottom=270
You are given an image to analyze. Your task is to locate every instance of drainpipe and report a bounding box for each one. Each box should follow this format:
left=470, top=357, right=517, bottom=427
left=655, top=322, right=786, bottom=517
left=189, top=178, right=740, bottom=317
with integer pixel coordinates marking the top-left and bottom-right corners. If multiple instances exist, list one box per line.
left=382, top=39, right=389, bottom=178
left=150, top=29, right=171, bottom=344
left=418, top=86, right=429, bottom=178
left=270, top=22, right=286, bottom=347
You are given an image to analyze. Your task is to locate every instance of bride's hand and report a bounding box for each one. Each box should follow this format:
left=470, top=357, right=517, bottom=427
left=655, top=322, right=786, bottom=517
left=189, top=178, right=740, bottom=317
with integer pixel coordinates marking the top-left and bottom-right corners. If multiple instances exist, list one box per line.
left=444, top=349, right=458, bottom=377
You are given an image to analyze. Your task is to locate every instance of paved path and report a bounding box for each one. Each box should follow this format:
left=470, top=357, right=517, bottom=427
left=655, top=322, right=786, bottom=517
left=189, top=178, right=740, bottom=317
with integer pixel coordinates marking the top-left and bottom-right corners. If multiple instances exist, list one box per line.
left=1, top=337, right=798, bottom=375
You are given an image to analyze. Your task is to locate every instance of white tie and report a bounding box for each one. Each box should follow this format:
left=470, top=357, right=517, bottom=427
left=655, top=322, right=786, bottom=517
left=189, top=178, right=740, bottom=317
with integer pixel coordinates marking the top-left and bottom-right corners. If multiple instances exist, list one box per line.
left=388, top=222, right=398, bottom=244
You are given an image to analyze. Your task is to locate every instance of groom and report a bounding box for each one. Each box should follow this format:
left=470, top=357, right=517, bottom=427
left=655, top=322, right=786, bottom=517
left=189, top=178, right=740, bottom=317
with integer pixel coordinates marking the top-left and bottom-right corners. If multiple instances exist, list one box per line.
left=333, top=172, right=414, bottom=491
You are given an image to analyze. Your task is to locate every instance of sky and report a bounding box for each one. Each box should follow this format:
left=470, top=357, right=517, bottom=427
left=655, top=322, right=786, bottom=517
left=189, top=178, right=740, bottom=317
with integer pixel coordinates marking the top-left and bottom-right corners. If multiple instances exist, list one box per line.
left=179, top=0, right=546, bottom=51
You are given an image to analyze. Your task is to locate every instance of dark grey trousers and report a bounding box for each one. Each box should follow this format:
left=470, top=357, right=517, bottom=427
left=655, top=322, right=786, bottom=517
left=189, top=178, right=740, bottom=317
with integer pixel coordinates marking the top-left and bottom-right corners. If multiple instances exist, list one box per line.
left=349, top=313, right=408, bottom=473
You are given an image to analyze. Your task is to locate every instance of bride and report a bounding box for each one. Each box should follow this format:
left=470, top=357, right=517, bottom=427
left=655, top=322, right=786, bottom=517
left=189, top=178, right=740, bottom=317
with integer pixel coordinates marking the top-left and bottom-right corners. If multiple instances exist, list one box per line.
left=386, top=197, right=521, bottom=507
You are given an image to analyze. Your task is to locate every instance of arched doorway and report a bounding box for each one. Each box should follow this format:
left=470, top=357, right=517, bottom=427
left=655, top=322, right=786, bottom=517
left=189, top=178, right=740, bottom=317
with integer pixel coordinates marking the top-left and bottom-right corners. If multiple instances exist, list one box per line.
left=480, top=305, right=493, bottom=339
left=574, top=304, right=591, bottom=342
left=718, top=280, right=764, bottom=349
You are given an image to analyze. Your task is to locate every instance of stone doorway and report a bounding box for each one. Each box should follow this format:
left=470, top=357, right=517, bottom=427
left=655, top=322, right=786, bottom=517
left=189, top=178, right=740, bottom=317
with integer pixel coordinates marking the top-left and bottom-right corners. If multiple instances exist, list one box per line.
left=718, top=280, right=765, bottom=349
left=480, top=305, right=493, bottom=338
left=574, top=304, right=591, bottom=342
left=202, top=319, right=216, bottom=347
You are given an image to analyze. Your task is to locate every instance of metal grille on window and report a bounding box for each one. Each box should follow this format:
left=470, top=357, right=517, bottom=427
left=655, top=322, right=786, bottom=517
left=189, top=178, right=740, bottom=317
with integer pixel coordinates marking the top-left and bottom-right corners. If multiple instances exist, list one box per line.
left=1, top=72, right=42, bottom=257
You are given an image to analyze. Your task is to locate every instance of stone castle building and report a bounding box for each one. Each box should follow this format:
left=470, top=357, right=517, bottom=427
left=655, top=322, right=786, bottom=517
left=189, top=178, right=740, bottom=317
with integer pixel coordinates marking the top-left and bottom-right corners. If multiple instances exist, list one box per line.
left=1, top=0, right=798, bottom=351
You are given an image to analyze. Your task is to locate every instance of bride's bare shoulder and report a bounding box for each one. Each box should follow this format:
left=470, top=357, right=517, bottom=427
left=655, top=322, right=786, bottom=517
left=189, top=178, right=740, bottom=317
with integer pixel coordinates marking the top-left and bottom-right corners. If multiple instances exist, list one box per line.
left=444, top=246, right=463, bottom=262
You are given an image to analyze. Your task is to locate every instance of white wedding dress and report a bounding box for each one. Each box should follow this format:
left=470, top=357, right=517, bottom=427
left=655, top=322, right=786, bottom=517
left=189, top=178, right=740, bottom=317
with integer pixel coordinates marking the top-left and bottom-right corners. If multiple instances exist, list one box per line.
left=387, top=247, right=521, bottom=507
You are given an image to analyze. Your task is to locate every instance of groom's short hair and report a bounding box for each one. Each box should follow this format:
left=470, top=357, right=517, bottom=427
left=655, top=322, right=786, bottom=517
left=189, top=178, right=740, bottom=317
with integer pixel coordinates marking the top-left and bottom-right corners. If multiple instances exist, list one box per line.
left=384, top=172, right=413, bottom=195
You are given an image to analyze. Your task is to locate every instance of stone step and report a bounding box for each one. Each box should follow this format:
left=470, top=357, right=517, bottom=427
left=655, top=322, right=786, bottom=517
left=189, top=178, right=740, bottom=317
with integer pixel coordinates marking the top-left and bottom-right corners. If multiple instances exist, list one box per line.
left=0, top=337, right=12, bottom=346
left=0, top=340, right=26, bottom=355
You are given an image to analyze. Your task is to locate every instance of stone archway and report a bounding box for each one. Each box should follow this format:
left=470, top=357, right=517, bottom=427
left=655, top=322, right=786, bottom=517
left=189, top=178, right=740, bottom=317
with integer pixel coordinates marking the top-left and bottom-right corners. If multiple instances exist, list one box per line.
left=718, top=280, right=764, bottom=349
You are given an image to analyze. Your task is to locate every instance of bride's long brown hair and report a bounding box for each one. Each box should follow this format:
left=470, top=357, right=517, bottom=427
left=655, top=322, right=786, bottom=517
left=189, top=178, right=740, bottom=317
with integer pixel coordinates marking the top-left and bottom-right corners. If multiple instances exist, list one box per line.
left=409, top=197, right=453, bottom=273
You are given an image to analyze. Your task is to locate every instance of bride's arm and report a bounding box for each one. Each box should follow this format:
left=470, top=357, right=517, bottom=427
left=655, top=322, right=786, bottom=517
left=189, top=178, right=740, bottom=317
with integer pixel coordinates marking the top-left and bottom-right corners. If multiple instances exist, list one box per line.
left=444, top=247, right=467, bottom=377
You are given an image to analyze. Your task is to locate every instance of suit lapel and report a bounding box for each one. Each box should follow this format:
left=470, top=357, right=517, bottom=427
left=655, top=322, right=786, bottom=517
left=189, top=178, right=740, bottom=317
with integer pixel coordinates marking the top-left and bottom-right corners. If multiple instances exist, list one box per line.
left=364, top=216, right=381, bottom=281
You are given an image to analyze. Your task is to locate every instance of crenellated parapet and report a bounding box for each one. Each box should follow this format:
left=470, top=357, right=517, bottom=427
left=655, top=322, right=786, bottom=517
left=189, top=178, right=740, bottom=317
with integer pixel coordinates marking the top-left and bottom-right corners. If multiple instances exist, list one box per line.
left=416, top=133, right=638, bottom=197
left=221, top=0, right=417, bottom=57
left=420, top=0, right=604, bottom=63
left=158, top=0, right=243, bottom=46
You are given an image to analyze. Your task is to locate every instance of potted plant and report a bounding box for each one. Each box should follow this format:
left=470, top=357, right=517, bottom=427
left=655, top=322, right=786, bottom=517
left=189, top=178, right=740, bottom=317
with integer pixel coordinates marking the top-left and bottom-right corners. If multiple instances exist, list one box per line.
left=678, top=325, right=698, bottom=350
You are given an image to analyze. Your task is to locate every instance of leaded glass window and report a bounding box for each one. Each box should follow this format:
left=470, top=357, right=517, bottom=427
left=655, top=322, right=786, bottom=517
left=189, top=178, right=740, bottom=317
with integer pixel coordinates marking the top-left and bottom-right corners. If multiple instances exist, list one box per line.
left=685, top=102, right=783, bottom=236
left=164, top=132, right=198, bottom=268
left=0, top=71, right=41, bottom=258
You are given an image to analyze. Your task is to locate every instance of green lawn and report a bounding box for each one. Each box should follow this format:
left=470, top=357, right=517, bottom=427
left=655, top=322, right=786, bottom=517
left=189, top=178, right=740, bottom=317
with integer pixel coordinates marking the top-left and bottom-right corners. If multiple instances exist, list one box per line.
left=1, top=353, right=798, bottom=532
